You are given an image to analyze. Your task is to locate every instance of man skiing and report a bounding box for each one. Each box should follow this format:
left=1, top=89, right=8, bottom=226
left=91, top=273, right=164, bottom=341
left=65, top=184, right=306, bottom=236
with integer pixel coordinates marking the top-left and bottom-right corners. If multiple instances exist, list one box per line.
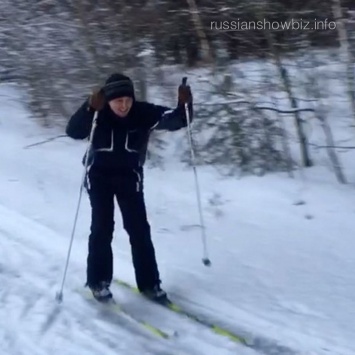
left=65, top=73, right=193, bottom=302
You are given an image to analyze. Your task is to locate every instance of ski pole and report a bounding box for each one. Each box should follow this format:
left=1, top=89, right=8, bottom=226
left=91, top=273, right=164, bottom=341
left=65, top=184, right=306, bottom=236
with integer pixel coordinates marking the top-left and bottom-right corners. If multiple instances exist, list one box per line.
left=55, top=111, right=99, bottom=303
left=182, top=78, right=211, bottom=267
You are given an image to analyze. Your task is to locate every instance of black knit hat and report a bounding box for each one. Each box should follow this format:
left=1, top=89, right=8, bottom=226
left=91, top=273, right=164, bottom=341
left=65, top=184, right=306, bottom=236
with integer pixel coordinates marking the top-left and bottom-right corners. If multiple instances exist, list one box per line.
left=102, top=73, right=135, bottom=101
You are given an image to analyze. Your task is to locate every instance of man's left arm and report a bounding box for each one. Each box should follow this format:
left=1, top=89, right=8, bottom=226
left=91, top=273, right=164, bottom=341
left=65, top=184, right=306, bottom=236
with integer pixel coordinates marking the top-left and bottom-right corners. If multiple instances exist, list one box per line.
left=147, top=102, right=193, bottom=131
left=146, top=79, right=193, bottom=131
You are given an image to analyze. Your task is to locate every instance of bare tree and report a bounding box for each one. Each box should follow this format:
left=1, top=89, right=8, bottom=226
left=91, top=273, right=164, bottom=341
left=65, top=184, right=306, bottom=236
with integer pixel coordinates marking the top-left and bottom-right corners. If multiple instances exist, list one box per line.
left=257, top=12, right=313, bottom=167
left=295, top=50, right=348, bottom=183
left=185, top=0, right=214, bottom=64
left=332, top=0, right=355, bottom=125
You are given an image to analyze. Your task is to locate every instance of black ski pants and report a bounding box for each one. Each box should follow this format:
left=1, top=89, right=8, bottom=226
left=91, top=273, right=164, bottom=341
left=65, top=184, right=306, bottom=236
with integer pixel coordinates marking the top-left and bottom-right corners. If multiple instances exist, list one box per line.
left=85, top=168, right=161, bottom=291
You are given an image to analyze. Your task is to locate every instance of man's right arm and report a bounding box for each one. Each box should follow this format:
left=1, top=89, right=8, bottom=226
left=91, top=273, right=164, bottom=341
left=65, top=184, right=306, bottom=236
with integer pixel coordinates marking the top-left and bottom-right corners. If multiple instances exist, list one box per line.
left=66, top=99, right=95, bottom=139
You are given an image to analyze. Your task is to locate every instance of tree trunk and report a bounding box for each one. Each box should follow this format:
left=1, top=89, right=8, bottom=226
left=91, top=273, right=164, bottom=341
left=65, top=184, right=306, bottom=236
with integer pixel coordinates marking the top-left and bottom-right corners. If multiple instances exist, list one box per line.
left=332, top=0, right=355, bottom=124
left=261, top=24, right=312, bottom=167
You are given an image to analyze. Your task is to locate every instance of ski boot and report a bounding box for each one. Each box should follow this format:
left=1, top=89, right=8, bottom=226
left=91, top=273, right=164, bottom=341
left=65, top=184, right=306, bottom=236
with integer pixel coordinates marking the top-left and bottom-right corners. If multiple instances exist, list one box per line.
left=88, top=281, right=113, bottom=302
left=141, top=285, right=169, bottom=304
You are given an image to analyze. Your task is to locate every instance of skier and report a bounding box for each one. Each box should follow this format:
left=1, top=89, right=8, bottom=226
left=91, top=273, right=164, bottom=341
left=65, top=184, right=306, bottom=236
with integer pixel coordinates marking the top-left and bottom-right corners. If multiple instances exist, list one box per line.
left=66, top=73, right=193, bottom=302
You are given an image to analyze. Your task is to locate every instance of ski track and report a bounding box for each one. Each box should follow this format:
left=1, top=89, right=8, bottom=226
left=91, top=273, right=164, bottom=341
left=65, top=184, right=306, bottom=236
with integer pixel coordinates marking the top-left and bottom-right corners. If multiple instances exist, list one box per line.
left=0, top=204, right=258, bottom=355
left=0, top=201, right=312, bottom=355
left=0, top=214, right=167, bottom=355
left=0, top=208, right=337, bottom=355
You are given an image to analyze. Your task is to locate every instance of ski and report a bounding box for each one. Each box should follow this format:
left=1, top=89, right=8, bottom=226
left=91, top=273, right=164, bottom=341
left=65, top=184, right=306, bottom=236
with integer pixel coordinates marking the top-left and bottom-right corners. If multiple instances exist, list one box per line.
left=78, top=288, right=172, bottom=339
left=113, top=278, right=248, bottom=346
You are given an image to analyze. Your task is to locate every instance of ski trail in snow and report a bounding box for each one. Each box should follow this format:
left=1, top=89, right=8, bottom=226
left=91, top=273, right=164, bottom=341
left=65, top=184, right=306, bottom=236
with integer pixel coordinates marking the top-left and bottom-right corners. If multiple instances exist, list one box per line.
left=0, top=220, right=165, bottom=354
left=113, top=279, right=304, bottom=355
left=0, top=203, right=258, bottom=355
left=0, top=224, right=177, bottom=354
left=0, top=191, right=346, bottom=355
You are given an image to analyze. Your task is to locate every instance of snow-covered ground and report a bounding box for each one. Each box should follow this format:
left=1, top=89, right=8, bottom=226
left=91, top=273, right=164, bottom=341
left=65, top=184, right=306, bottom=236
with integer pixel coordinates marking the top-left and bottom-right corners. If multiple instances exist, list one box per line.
left=1, top=82, right=355, bottom=355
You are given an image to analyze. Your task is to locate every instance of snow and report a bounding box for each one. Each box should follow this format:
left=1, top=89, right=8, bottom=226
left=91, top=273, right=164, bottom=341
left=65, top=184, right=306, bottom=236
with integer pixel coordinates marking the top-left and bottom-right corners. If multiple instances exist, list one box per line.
left=1, top=82, right=355, bottom=355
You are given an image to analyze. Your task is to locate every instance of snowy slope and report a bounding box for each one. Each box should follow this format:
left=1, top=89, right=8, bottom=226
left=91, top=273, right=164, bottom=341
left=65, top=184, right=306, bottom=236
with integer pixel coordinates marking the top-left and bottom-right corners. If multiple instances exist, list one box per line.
left=1, top=83, right=355, bottom=355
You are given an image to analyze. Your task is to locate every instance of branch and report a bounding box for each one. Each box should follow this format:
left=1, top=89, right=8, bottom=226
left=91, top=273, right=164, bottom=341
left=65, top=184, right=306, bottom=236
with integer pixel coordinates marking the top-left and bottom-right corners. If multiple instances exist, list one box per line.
left=23, top=134, right=67, bottom=149
left=195, top=100, right=314, bottom=113
left=254, top=106, right=314, bottom=114
left=226, top=92, right=317, bottom=103
left=308, top=142, right=355, bottom=149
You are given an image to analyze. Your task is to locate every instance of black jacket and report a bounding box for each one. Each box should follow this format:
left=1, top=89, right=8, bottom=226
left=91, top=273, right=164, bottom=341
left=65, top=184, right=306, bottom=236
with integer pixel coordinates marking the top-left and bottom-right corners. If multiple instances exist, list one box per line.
left=66, top=99, right=192, bottom=174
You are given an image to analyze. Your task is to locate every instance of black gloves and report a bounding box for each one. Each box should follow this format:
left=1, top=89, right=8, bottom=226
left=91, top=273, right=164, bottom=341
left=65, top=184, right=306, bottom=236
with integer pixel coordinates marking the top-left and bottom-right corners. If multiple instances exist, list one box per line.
left=88, top=88, right=106, bottom=111
left=178, top=77, right=193, bottom=123
left=178, top=77, right=193, bottom=106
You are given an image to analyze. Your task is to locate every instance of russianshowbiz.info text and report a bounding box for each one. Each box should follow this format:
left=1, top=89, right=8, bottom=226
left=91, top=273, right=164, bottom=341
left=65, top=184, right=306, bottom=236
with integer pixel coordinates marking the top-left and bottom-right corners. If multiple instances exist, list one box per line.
left=210, top=18, right=337, bottom=31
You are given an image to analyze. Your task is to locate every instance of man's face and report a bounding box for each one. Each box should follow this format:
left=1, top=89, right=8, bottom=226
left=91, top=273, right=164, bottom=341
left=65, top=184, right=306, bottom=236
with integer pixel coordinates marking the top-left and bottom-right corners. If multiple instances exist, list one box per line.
left=109, top=96, right=133, bottom=117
